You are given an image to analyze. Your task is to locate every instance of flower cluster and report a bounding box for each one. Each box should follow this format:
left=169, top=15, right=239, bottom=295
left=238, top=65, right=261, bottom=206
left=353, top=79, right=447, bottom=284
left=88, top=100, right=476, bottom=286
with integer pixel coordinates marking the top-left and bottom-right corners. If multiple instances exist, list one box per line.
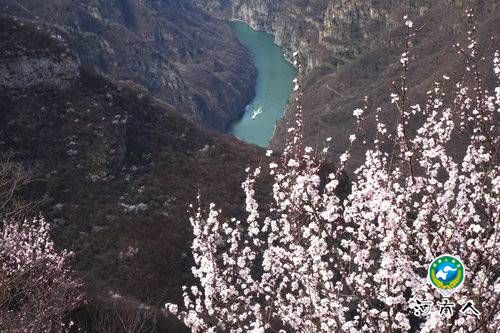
left=0, top=217, right=84, bottom=332
left=167, top=16, right=499, bottom=333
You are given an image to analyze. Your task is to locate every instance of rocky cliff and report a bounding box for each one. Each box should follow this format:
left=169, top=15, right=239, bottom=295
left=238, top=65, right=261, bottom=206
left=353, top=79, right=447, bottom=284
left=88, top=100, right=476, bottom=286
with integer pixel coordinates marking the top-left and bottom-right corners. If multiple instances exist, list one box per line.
left=0, top=0, right=256, bottom=130
left=0, top=15, right=264, bottom=329
left=195, top=0, right=431, bottom=71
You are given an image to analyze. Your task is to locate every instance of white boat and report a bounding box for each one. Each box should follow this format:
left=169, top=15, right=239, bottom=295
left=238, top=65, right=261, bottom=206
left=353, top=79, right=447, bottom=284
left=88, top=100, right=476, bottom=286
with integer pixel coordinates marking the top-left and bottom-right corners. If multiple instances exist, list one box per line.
left=251, top=106, right=263, bottom=119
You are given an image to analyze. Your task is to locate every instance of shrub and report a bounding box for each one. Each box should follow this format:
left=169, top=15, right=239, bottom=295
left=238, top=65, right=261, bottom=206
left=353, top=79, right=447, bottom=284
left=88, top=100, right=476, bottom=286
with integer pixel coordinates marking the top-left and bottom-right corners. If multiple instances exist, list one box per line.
left=0, top=217, right=84, bottom=332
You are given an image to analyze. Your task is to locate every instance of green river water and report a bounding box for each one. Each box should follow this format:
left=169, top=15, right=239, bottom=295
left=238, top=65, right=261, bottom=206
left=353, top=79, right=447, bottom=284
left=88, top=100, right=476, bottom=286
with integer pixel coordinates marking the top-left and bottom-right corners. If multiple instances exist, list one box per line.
left=228, top=21, right=296, bottom=147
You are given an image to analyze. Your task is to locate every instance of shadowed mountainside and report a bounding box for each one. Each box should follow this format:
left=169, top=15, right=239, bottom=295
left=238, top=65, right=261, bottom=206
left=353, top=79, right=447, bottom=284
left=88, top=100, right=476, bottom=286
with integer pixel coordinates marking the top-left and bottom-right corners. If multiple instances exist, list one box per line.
left=0, top=0, right=256, bottom=130
left=0, top=15, right=264, bottom=330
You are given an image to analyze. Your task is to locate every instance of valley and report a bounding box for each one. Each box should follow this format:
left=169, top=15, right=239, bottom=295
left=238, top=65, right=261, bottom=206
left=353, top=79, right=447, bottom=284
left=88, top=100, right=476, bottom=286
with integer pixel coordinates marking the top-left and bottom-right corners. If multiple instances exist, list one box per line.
left=194, top=0, right=499, bottom=163
left=0, top=0, right=498, bottom=331
left=228, top=21, right=296, bottom=147
left=0, top=0, right=257, bottom=129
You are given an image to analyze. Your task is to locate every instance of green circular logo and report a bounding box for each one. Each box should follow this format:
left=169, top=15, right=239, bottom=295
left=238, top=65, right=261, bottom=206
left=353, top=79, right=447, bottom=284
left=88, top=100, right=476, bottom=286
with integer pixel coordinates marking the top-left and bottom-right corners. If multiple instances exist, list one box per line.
left=428, top=254, right=465, bottom=297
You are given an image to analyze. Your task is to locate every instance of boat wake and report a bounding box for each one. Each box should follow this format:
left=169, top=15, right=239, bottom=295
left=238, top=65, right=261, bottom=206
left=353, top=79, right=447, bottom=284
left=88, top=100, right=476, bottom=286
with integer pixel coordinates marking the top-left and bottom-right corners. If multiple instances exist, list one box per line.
left=250, top=106, right=263, bottom=119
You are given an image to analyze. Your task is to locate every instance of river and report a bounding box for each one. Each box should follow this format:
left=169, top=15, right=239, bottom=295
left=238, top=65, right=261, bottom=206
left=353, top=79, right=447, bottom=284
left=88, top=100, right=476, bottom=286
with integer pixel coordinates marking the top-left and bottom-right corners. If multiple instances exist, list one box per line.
left=228, top=21, right=296, bottom=147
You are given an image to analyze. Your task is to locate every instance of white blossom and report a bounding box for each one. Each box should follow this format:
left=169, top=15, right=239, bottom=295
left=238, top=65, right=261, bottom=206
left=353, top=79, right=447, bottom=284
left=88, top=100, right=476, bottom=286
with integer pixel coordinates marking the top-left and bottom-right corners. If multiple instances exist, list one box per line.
left=166, top=31, right=499, bottom=333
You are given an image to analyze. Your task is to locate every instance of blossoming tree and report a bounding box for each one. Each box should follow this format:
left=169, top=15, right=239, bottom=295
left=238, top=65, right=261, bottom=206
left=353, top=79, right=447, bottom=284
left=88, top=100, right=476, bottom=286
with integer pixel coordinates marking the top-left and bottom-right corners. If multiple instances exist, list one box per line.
left=0, top=217, right=84, bottom=332
left=166, top=14, right=499, bottom=333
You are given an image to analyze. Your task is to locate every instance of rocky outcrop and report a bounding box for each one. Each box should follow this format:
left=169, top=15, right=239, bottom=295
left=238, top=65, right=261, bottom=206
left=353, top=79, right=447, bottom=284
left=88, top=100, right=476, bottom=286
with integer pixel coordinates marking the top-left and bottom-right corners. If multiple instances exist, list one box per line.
left=197, top=1, right=490, bottom=72
left=195, top=0, right=431, bottom=71
left=0, top=0, right=256, bottom=130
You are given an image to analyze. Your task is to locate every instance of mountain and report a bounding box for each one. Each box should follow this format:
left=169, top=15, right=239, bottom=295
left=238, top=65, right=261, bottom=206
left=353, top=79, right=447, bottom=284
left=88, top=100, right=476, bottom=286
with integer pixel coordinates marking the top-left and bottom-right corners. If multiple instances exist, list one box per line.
left=1, top=0, right=498, bottom=330
left=0, top=14, right=264, bottom=329
left=193, top=0, right=499, bottom=165
left=0, top=0, right=256, bottom=130
left=195, top=0, right=417, bottom=70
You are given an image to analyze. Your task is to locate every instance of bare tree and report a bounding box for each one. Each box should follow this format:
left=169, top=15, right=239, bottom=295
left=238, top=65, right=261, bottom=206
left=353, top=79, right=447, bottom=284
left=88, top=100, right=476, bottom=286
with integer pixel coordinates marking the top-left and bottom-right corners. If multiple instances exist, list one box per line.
left=83, top=298, right=160, bottom=333
left=0, top=153, right=37, bottom=221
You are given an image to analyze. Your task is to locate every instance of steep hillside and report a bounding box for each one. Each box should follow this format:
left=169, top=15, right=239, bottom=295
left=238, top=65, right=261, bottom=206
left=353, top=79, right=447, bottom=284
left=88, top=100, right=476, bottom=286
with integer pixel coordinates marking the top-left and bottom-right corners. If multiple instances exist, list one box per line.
left=0, top=0, right=256, bottom=130
left=194, top=0, right=499, bottom=165
left=195, top=0, right=433, bottom=70
left=0, top=15, right=264, bottom=329
left=271, top=1, right=499, bottom=166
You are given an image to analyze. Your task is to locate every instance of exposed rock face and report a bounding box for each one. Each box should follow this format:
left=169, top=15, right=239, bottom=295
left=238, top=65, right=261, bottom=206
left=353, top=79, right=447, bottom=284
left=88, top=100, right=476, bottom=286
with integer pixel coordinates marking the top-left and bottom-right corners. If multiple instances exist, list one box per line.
left=195, top=0, right=432, bottom=71
left=0, top=0, right=256, bottom=130
left=0, top=15, right=263, bottom=330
